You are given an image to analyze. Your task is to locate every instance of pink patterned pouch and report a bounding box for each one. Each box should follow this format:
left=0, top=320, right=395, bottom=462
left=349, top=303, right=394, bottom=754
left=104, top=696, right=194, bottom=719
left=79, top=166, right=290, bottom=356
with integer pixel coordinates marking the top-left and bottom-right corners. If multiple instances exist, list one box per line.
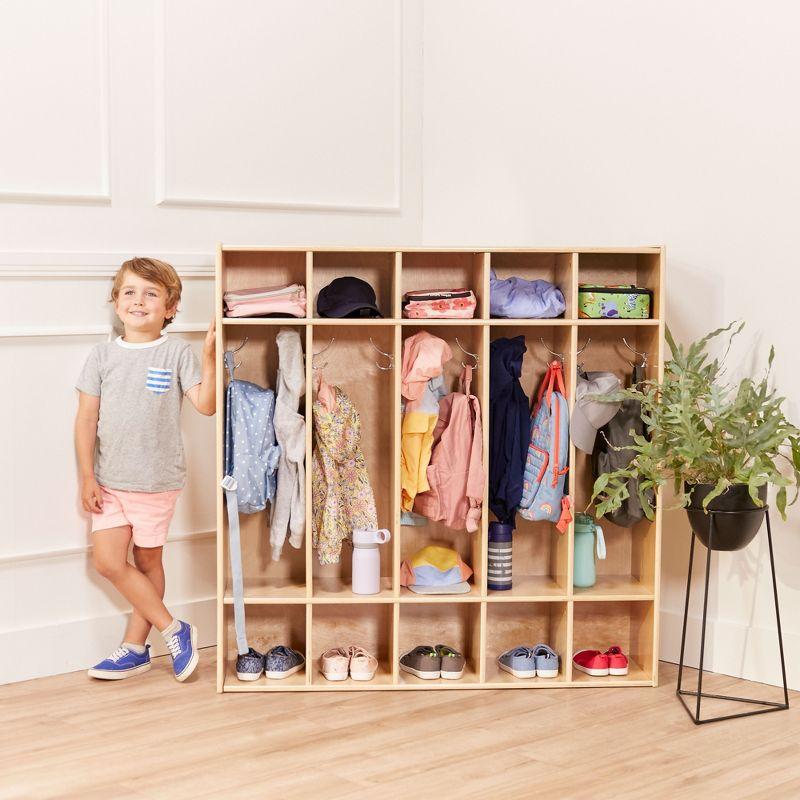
left=402, top=288, right=477, bottom=319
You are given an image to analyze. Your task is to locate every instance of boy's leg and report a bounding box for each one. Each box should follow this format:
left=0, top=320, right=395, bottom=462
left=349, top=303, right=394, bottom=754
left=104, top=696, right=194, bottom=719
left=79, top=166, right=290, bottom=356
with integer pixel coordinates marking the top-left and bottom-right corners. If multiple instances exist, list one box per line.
left=124, top=545, right=165, bottom=645
left=92, top=526, right=173, bottom=632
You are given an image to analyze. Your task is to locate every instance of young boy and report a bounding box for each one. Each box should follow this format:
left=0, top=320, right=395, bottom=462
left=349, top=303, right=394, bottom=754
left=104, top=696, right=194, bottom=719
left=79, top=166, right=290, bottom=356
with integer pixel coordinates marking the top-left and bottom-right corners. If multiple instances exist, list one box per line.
left=75, top=257, right=216, bottom=681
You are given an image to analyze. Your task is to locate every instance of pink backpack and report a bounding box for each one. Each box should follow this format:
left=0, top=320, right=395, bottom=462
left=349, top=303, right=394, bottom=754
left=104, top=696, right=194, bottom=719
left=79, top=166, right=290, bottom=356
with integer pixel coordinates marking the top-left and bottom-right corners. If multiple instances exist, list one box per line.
left=413, top=366, right=484, bottom=532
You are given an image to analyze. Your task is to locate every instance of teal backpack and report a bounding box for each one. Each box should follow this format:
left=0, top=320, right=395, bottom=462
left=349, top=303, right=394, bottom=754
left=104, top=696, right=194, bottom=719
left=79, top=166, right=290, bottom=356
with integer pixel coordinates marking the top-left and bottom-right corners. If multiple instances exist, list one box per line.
left=518, top=360, right=572, bottom=531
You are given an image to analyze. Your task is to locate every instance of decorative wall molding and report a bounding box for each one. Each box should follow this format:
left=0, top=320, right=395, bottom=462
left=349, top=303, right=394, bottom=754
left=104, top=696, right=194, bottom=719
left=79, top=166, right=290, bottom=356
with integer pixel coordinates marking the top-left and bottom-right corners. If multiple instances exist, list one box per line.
left=0, top=529, right=214, bottom=567
left=153, top=0, right=404, bottom=213
left=0, top=250, right=214, bottom=277
left=0, top=0, right=111, bottom=205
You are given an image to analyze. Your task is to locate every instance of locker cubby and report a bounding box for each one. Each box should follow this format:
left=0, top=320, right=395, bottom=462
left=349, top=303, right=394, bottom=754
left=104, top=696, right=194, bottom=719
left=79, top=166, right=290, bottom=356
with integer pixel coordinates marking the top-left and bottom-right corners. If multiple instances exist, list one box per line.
left=400, top=324, right=486, bottom=597
left=571, top=323, right=659, bottom=599
left=223, top=604, right=307, bottom=689
left=485, top=601, right=569, bottom=684
left=221, top=324, right=307, bottom=600
left=400, top=251, right=486, bottom=318
left=577, top=252, right=661, bottom=320
left=311, top=604, right=394, bottom=686
left=310, top=324, right=396, bottom=598
left=398, top=602, right=481, bottom=685
left=489, top=251, right=573, bottom=319
left=311, top=250, right=395, bottom=319
left=572, top=600, right=655, bottom=683
left=220, top=249, right=309, bottom=318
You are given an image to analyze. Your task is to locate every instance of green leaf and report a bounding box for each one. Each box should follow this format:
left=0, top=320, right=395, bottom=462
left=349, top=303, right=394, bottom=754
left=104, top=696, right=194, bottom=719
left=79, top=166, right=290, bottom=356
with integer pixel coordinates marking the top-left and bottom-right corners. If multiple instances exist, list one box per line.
left=776, top=486, right=787, bottom=520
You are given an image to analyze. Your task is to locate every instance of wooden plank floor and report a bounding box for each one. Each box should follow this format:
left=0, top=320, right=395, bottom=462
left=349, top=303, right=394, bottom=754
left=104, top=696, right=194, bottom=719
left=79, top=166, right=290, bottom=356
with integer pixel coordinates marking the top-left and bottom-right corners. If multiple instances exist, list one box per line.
left=2, top=649, right=798, bottom=799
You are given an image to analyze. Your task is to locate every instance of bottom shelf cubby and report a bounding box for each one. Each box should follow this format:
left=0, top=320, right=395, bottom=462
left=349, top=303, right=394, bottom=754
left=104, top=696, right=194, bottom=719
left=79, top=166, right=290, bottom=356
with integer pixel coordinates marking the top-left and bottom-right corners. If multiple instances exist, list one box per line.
left=223, top=604, right=307, bottom=690
left=571, top=600, right=655, bottom=684
left=398, top=602, right=481, bottom=686
left=311, top=604, right=395, bottom=686
left=485, top=601, right=569, bottom=684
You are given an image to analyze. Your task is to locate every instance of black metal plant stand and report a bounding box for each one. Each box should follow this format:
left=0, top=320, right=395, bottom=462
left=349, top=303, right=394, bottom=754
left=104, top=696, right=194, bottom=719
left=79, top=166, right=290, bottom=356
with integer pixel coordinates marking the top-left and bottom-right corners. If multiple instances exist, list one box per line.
left=676, top=506, right=789, bottom=724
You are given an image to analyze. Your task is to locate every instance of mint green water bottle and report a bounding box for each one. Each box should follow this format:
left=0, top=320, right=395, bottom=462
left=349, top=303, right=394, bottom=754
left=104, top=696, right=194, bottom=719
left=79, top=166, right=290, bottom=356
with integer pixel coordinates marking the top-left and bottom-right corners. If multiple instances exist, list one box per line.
left=573, top=513, right=606, bottom=588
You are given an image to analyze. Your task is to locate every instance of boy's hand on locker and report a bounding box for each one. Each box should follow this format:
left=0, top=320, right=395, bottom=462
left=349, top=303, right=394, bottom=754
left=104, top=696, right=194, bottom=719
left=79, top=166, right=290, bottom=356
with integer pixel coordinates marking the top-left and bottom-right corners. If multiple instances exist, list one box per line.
left=203, top=318, right=216, bottom=363
left=81, top=478, right=104, bottom=513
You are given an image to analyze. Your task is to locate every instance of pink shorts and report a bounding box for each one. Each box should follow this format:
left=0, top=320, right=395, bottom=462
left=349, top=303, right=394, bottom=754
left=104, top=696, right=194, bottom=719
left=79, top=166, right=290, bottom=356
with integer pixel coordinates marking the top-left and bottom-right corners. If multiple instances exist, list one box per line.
left=91, top=485, right=181, bottom=548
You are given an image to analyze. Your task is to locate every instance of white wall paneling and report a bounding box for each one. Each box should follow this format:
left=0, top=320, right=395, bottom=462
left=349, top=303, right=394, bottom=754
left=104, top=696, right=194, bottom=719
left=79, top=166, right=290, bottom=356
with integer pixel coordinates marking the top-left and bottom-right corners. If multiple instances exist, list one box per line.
left=155, top=0, right=405, bottom=212
left=0, top=0, right=110, bottom=204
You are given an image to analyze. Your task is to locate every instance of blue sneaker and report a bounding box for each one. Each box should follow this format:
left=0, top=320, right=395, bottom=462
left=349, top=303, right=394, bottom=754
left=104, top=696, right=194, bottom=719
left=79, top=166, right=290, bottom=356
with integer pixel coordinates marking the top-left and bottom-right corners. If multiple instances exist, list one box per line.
left=497, top=645, right=536, bottom=679
left=165, top=620, right=199, bottom=682
left=87, top=645, right=151, bottom=680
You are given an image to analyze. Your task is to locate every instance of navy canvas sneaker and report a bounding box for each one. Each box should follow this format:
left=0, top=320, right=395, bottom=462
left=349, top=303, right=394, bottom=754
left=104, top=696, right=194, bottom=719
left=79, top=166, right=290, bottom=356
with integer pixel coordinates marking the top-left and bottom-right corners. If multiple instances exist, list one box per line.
left=87, top=645, right=151, bottom=680
left=236, top=648, right=265, bottom=681
left=264, top=645, right=305, bottom=679
left=166, top=620, right=199, bottom=682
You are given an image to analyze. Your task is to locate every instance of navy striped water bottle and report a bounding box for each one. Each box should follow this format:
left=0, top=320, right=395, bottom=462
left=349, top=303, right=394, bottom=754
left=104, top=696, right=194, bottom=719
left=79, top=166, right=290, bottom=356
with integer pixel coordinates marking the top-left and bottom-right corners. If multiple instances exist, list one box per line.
left=488, top=522, right=513, bottom=590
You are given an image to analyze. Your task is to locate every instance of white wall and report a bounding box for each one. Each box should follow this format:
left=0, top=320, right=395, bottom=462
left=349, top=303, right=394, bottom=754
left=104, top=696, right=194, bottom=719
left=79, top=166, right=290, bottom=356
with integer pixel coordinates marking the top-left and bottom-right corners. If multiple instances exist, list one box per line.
left=421, top=1, right=800, bottom=689
left=3, top=0, right=798, bottom=689
left=0, top=0, right=423, bottom=684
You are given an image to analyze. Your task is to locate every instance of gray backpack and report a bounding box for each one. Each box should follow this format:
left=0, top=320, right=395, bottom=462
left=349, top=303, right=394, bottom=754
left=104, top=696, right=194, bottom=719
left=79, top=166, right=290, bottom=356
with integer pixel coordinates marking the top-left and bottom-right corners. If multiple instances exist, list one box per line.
left=592, top=364, right=652, bottom=527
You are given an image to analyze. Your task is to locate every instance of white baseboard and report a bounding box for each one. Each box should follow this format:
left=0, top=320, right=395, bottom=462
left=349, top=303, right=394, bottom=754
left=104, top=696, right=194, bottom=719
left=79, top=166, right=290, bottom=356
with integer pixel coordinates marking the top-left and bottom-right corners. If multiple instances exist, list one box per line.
left=660, top=609, right=798, bottom=691
left=0, top=597, right=216, bottom=685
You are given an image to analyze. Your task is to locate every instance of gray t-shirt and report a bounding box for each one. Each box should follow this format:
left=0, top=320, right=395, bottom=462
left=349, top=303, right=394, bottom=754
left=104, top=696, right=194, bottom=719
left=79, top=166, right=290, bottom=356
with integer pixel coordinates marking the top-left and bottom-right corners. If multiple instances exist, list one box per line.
left=76, top=334, right=203, bottom=492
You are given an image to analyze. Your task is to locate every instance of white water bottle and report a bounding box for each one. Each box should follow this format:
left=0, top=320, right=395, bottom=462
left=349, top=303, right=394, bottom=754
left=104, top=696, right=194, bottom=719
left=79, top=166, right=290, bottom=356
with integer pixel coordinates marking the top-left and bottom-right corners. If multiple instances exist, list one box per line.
left=352, top=529, right=391, bottom=595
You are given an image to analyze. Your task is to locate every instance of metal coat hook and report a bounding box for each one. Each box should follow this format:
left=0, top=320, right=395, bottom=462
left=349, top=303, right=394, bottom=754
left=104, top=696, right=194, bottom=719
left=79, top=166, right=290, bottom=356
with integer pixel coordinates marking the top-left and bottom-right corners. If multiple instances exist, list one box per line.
left=312, top=337, right=335, bottom=370
left=576, top=338, right=591, bottom=373
left=368, top=337, right=394, bottom=371
left=455, top=337, right=479, bottom=370
left=622, top=337, right=648, bottom=370
left=540, top=338, right=565, bottom=364
left=230, top=337, right=248, bottom=370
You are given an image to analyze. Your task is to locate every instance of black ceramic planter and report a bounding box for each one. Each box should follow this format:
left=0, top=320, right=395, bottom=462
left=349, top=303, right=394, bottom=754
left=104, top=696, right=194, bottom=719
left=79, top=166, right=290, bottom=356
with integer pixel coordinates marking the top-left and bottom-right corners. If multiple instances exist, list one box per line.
left=685, top=482, right=768, bottom=551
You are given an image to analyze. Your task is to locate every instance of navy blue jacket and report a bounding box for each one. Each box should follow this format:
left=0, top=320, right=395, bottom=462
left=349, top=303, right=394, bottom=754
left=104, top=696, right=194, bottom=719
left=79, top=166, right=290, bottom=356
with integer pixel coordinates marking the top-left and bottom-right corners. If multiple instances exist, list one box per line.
left=489, top=336, right=530, bottom=525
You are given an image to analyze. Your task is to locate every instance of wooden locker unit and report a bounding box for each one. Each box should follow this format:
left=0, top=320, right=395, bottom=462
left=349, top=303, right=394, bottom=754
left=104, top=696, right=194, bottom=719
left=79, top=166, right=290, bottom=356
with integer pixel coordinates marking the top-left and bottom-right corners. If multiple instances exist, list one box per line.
left=215, top=246, right=665, bottom=692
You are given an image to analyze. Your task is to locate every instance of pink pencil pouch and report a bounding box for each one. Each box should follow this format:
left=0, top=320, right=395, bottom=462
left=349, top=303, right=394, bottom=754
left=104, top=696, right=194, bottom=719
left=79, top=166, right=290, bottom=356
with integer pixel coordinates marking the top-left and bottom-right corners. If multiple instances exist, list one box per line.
left=224, top=284, right=307, bottom=318
left=402, top=288, right=477, bottom=319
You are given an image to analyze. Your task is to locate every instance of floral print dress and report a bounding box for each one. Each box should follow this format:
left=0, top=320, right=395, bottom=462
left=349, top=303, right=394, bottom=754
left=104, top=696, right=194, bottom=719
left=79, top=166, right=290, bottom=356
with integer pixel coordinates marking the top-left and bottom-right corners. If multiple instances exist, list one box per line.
left=312, top=383, right=378, bottom=565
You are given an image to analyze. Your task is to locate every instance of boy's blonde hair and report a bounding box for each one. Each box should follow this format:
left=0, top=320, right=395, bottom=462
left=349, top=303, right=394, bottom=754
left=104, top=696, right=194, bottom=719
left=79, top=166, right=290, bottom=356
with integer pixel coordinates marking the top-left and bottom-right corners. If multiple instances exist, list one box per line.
left=111, top=257, right=182, bottom=328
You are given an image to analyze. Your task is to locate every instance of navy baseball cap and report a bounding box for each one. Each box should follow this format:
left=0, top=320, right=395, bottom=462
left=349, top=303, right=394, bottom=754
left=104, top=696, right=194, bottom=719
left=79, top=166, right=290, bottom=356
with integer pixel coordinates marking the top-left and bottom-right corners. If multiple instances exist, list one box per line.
left=317, top=276, right=383, bottom=318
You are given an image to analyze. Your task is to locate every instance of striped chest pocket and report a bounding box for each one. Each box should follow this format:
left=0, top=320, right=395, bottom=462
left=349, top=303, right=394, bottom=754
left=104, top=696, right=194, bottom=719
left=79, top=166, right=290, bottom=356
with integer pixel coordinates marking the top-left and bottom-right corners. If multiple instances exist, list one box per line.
left=146, top=367, right=172, bottom=395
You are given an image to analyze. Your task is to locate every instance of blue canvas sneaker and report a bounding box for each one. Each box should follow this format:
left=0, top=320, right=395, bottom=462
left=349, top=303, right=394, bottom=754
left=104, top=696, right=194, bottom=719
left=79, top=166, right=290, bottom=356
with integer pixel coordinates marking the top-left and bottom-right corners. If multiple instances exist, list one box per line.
left=87, top=645, right=151, bottom=680
left=166, top=620, right=199, bottom=682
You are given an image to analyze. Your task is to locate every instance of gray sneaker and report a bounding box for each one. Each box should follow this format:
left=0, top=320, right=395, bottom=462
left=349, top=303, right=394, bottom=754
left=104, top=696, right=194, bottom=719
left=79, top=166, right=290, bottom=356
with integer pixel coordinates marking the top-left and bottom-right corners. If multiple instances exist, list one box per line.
left=435, top=644, right=465, bottom=680
left=264, top=645, right=305, bottom=679
left=400, top=645, right=440, bottom=679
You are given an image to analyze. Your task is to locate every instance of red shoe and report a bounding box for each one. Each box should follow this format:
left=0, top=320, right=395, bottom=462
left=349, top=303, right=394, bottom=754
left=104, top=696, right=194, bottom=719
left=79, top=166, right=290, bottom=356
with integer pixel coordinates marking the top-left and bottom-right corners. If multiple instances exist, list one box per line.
left=604, top=646, right=629, bottom=676
left=572, top=649, right=609, bottom=676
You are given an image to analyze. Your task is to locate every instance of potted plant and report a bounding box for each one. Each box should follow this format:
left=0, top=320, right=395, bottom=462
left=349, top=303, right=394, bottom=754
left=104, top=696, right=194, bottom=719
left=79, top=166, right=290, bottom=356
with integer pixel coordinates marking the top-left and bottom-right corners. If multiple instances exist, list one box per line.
left=591, top=322, right=800, bottom=551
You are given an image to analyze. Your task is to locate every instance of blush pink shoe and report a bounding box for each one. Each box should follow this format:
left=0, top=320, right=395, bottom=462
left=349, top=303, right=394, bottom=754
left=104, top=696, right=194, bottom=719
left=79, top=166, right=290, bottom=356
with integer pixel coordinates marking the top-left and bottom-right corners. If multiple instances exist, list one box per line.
left=348, top=646, right=378, bottom=681
left=320, top=648, right=350, bottom=681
